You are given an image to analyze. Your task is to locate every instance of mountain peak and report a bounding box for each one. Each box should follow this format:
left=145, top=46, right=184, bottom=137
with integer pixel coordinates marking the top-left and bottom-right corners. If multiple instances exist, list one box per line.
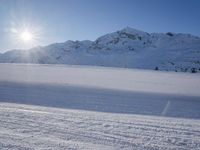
left=120, top=27, right=149, bottom=36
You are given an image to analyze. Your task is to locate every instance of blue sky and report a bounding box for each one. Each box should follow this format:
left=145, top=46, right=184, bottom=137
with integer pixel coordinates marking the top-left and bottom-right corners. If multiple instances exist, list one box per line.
left=0, top=0, right=200, bottom=52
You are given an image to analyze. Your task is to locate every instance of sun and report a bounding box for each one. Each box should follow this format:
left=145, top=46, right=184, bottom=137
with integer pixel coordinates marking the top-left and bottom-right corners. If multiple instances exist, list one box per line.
left=19, top=30, right=33, bottom=42
left=10, top=22, right=43, bottom=48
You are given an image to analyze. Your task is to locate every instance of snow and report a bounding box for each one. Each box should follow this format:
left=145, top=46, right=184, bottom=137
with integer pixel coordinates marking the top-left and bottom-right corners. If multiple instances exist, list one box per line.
left=0, top=103, right=200, bottom=150
left=0, top=27, right=200, bottom=73
left=1, top=63, right=200, bottom=96
left=0, top=64, right=200, bottom=149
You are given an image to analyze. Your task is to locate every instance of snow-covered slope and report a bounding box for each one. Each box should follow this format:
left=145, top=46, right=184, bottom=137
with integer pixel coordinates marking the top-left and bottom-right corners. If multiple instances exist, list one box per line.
left=1, top=27, right=200, bottom=73
left=0, top=103, right=200, bottom=150
left=0, top=64, right=200, bottom=149
left=1, top=63, right=200, bottom=97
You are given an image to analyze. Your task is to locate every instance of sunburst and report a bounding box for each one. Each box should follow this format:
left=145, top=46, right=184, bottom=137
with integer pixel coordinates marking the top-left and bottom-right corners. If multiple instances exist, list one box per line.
left=19, top=30, right=33, bottom=42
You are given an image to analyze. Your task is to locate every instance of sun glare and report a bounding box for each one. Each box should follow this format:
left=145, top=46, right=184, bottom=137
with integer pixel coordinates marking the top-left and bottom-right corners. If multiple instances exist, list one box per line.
left=10, top=22, right=43, bottom=48
left=19, top=31, right=33, bottom=42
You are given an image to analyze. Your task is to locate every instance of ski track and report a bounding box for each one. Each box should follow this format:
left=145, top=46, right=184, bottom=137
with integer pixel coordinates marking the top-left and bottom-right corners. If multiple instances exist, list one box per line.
left=0, top=103, right=200, bottom=150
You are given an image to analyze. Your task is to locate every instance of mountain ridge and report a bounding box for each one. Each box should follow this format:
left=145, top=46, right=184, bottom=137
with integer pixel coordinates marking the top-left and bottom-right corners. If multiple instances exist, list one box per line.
left=0, top=27, right=200, bottom=73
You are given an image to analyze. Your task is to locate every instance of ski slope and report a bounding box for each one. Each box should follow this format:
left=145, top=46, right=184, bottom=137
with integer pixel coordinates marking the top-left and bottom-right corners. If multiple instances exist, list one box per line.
left=0, top=103, right=200, bottom=150
left=0, top=64, right=200, bottom=149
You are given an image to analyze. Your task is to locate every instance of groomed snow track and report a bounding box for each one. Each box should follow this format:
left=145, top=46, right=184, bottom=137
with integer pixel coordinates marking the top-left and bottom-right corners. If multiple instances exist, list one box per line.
left=0, top=103, right=200, bottom=150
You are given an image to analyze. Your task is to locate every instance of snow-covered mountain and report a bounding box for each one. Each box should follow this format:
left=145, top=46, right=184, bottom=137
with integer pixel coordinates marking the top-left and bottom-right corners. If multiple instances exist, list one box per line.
left=1, top=27, right=200, bottom=73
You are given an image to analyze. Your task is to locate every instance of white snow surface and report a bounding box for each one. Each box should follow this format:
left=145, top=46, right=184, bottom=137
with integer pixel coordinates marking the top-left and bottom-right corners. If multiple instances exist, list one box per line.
left=0, top=63, right=200, bottom=96
left=0, top=64, right=200, bottom=149
left=0, top=103, right=200, bottom=150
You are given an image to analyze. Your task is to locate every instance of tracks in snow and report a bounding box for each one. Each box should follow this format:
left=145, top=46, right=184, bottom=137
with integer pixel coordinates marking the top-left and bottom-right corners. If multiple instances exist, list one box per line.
left=0, top=103, right=200, bottom=150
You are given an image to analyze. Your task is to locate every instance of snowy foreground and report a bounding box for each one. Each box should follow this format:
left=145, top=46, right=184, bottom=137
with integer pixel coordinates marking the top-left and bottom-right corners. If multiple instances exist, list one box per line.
left=0, top=103, right=200, bottom=150
left=0, top=64, right=200, bottom=149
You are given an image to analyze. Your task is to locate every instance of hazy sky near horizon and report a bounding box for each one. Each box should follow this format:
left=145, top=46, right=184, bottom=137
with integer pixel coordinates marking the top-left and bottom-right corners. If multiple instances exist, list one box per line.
left=0, top=0, right=200, bottom=52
